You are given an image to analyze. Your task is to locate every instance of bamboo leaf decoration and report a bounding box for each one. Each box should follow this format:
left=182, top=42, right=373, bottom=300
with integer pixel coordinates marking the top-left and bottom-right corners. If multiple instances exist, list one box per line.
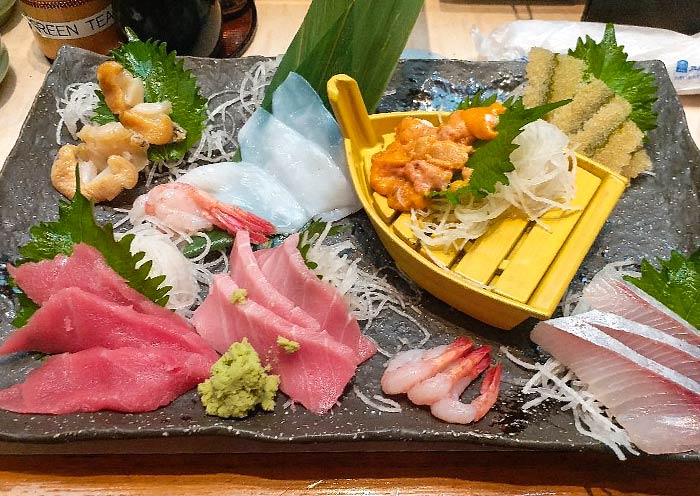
left=261, top=0, right=424, bottom=113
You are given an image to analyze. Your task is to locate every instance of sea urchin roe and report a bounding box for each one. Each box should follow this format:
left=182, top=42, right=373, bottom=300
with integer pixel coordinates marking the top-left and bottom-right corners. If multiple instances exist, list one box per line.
left=370, top=103, right=505, bottom=212
left=198, top=338, right=280, bottom=419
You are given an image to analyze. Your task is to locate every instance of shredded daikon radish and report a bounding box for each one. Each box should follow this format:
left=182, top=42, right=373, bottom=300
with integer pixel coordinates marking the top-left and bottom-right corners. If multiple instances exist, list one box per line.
left=56, top=82, right=101, bottom=144
left=501, top=346, right=638, bottom=460
left=411, top=119, right=577, bottom=250
left=304, top=223, right=432, bottom=356
left=353, top=385, right=402, bottom=413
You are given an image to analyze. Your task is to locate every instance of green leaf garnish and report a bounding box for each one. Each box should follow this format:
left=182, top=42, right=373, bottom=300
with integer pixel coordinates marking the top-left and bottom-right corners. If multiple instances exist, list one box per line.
left=92, top=30, right=207, bottom=162
left=569, top=23, right=658, bottom=134
left=261, top=0, right=424, bottom=112
left=442, top=96, right=569, bottom=203
left=91, top=90, right=118, bottom=125
left=456, top=91, right=499, bottom=110
left=623, top=250, right=700, bottom=330
left=182, top=228, right=234, bottom=259
left=13, top=174, right=170, bottom=326
left=297, top=220, right=347, bottom=271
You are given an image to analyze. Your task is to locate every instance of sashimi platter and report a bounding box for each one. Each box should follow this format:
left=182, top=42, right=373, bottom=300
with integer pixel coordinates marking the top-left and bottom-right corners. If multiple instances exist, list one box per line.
left=1, top=1, right=700, bottom=459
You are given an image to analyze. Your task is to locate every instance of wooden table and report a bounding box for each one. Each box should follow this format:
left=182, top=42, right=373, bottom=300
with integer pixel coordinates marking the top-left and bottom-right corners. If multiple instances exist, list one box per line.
left=0, top=1, right=698, bottom=494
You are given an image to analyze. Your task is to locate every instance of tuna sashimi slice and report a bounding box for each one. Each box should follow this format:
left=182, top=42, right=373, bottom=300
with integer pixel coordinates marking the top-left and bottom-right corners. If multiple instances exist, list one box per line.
left=255, top=234, right=376, bottom=363
left=0, top=347, right=212, bottom=414
left=570, top=310, right=700, bottom=384
left=0, top=287, right=217, bottom=362
left=8, top=243, right=191, bottom=334
left=575, top=264, right=700, bottom=347
left=229, top=231, right=319, bottom=331
left=532, top=318, right=700, bottom=454
left=192, top=274, right=357, bottom=414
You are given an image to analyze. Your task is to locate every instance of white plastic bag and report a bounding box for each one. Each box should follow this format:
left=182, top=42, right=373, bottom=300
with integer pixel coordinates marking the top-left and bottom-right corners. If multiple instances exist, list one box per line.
left=473, top=21, right=700, bottom=95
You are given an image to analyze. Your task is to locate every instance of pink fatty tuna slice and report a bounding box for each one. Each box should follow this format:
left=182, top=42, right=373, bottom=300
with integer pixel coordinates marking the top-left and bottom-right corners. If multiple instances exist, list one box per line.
left=575, top=264, right=700, bottom=347
left=229, top=230, right=319, bottom=331
left=571, top=310, right=700, bottom=384
left=532, top=318, right=700, bottom=454
left=0, top=287, right=217, bottom=363
left=8, top=243, right=191, bottom=334
left=255, top=233, right=376, bottom=364
left=0, top=347, right=212, bottom=414
left=192, top=274, right=357, bottom=414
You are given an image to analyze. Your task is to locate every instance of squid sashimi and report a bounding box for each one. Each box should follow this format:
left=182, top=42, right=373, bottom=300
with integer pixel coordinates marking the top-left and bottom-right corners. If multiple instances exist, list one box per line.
left=0, top=347, right=212, bottom=414
left=0, top=287, right=218, bottom=362
left=229, top=230, right=319, bottom=332
left=191, top=274, right=358, bottom=414
left=255, top=233, right=376, bottom=363
left=574, top=264, right=700, bottom=347
left=531, top=318, right=700, bottom=454
left=177, top=161, right=307, bottom=233
left=571, top=310, right=700, bottom=384
left=272, top=72, right=348, bottom=175
left=238, top=108, right=359, bottom=223
left=7, top=243, right=191, bottom=334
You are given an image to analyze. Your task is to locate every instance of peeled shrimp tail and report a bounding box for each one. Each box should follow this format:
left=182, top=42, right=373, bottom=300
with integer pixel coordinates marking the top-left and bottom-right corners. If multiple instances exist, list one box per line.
left=407, top=346, right=492, bottom=406
left=429, top=363, right=502, bottom=425
left=381, top=337, right=473, bottom=395
left=205, top=202, right=276, bottom=244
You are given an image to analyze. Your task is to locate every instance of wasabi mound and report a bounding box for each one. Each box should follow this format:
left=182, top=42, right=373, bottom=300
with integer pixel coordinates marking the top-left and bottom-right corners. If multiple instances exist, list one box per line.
left=198, top=338, right=280, bottom=418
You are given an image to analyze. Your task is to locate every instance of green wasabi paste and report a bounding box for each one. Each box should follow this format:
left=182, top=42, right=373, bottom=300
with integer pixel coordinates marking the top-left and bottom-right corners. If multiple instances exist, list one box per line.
left=198, top=338, right=279, bottom=419
left=276, top=336, right=300, bottom=354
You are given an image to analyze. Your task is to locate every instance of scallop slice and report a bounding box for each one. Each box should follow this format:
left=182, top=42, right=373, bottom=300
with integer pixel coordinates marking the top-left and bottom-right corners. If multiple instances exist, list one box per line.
left=178, top=161, right=308, bottom=233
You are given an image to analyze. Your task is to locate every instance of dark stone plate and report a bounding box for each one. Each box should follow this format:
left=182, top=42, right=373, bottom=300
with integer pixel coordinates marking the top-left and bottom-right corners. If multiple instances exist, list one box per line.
left=0, top=47, right=698, bottom=458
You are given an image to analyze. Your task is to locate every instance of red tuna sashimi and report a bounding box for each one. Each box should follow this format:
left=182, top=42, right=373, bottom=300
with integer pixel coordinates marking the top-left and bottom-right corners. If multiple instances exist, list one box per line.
left=229, top=231, right=319, bottom=331
left=0, top=347, right=211, bottom=414
left=192, top=274, right=357, bottom=413
left=577, top=264, right=700, bottom=347
left=8, top=243, right=191, bottom=334
left=0, top=287, right=217, bottom=362
left=532, top=318, right=700, bottom=454
left=255, top=234, right=376, bottom=363
left=572, top=310, right=700, bottom=384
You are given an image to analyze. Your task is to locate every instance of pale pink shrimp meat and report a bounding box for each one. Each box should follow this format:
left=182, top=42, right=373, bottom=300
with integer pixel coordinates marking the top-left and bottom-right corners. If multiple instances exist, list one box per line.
left=136, top=183, right=275, bottom=244
left=381, top=337, right=473, bottom=395
left=430, top=363, right=503, bottom=425
left=407, top=346, right=491, bottom=406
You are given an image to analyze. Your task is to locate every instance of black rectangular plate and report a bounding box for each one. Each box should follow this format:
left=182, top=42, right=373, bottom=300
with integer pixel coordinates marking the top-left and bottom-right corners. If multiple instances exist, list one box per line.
left=0, top=47, right=698, bottom=458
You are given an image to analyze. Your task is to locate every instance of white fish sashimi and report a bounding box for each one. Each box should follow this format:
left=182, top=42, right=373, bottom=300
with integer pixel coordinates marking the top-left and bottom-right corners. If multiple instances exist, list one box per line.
left=574, top=263, right=700, bottom=347
left=177, top=161, right=307, bottom=233
left=272, top=72, right=348, bottom=177
left=556, top=310, right=700, bottom=384
left=531, top=318, right=700, bottom=454
left=238, top=108, right=360, bottom=221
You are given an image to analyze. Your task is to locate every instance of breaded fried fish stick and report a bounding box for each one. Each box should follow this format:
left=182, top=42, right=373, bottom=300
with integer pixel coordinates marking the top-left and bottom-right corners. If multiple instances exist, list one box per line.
left=592, top=121, right=644, bottom=175
left=549, top=55, right=585, bottom=102
left=547, top=78, right=614, bottom=134
left=570, top=95, right=631, bottom=156
left=523, top=48, right=556, bottom=108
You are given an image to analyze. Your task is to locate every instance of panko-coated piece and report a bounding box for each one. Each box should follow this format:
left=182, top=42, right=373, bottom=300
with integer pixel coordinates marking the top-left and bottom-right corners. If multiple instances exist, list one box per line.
left=96, top=61, right=145, bottom=114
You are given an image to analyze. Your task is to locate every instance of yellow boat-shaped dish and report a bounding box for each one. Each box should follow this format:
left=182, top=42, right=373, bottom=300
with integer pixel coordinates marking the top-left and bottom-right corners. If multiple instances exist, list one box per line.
left=327, top=74, right=629, bottom=330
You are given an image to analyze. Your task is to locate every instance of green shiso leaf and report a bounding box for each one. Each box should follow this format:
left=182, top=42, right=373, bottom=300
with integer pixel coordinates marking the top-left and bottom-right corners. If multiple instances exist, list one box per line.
left=623, top=250, right=700, bottom=330
left=440, top=96, right=569, bottom=203
left=91, top=90, right=118, bottom=125
left=182, top=228, right=234, bottom=259
left=569, top=23, right=658, bottom=133
left=261, top=0, right=424, bottom=113
left=297, top=220, right=347, bottom=271
left=456, top=91, right=499, bottom=110
left=95, top=29, right=207, bottom=162
left=12, top=174, right=170, bottom=326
